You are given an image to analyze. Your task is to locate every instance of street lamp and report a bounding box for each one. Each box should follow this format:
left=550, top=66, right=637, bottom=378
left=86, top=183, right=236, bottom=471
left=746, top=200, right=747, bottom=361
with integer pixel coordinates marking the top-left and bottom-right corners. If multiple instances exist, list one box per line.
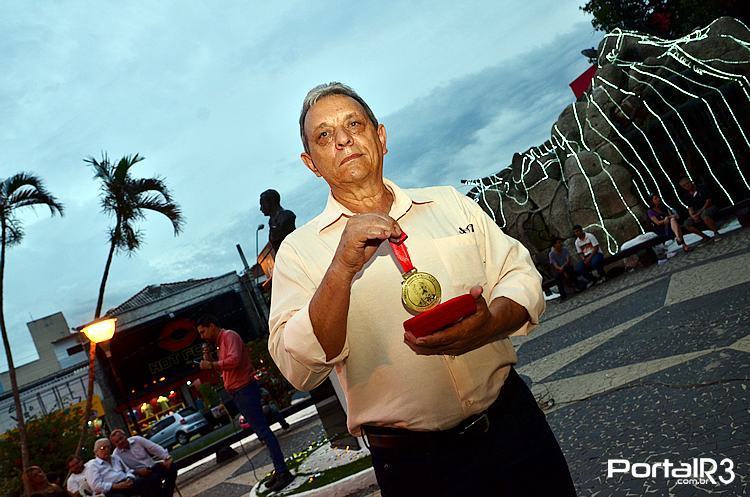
left=255, top=223, right=265, bottom=264
left=82, top=318, right=116, bottom=344
left=75, top=318, right=117, bottom=457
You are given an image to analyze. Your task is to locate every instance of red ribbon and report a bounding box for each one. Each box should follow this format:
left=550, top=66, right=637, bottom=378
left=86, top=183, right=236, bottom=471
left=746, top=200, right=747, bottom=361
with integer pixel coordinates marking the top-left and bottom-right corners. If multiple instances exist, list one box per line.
left=389, top=231, right=415, bottom=274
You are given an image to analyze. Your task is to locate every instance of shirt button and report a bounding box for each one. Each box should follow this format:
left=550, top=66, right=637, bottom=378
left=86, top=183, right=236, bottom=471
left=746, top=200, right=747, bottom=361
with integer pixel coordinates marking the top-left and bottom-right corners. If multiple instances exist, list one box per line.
left=465, top=400, right=473, bottom=407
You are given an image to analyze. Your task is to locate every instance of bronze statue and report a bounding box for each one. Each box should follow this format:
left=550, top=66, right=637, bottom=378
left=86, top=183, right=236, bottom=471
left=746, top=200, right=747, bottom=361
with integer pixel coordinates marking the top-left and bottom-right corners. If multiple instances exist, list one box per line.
left=260, top=189, right=296, bottom=252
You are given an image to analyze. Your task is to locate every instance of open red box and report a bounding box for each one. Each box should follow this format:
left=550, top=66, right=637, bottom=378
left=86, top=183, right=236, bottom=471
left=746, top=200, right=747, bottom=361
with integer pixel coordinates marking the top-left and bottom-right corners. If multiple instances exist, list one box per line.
left=403, top=294, right=477, bottom=338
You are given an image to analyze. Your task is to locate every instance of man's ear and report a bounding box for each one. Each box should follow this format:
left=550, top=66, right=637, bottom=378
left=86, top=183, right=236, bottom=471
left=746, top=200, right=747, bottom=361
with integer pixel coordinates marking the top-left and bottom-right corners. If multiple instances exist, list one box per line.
left=378, top=124, right=388, bottom=156
left=301, top=153, right=321, bottom=177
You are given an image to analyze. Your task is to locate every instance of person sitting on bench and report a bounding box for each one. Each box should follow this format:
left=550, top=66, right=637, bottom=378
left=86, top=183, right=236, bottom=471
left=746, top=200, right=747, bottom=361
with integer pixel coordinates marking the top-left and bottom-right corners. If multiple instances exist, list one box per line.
left=573, top=225, right=606, bottom=283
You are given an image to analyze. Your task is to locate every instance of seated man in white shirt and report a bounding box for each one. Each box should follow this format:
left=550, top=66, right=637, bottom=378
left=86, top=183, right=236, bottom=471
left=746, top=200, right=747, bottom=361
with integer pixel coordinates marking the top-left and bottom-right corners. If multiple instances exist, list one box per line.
left=110, top=429, right=177, bottom=497
left=84, top=438, right=160, bottom=497
left=65, top=455, right=97, bottom=497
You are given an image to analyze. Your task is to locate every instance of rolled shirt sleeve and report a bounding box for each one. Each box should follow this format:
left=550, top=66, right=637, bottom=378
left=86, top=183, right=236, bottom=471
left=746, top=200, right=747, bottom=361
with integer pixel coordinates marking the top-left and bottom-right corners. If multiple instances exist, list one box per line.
left=456, top=190, right=545, bottom=336
left=269, top=242, right=350, bottom=391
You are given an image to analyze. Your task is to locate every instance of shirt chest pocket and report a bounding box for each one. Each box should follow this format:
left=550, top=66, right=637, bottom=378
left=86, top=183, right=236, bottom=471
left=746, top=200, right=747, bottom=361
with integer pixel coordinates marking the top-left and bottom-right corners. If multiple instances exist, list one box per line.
left=432, top=234, right=488, bottom=294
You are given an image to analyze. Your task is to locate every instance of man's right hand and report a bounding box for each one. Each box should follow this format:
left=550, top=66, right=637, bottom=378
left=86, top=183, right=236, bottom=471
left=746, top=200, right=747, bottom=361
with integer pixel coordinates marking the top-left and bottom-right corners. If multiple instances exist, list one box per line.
left=333, top=213, right=402, bottom=277
left=113, top=479, right=134, bottom=491
left=135, top=468, right=152, bottom=478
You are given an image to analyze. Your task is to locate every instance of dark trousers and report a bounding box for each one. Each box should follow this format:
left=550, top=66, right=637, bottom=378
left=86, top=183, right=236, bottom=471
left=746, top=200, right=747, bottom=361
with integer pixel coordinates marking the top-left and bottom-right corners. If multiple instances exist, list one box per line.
left=575, top=252, right=605, bottom=281
left=366, top=369, right=576, bottom=497
left=553, top=266, right=581, bottom=298
left=231, top=381, right=288, bottom=472
left=150, top=463, right=178, bottom=497
left=106, top=476, right=161, bottom=497
left=264, top=404, right=290, bottom=429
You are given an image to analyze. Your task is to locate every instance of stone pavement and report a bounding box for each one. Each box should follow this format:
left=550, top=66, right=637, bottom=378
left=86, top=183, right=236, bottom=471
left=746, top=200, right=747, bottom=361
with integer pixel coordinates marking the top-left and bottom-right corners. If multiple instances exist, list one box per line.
left=516, top=226, right=750, bottom=496
left=179, top=227, right=749, bottom=497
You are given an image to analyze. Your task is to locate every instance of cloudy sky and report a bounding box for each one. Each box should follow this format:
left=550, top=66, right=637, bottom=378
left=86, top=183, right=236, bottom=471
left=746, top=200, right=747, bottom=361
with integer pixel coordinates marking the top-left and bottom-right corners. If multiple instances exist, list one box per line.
left=1, top=1, right=598, bottom=370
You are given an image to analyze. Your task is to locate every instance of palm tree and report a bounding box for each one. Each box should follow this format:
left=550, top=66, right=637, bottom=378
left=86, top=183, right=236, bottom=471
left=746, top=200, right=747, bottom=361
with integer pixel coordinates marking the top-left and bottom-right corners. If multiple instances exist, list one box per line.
left=75, top=153, right=183, bottom=455
left=0, top=173, right=64, bottom=496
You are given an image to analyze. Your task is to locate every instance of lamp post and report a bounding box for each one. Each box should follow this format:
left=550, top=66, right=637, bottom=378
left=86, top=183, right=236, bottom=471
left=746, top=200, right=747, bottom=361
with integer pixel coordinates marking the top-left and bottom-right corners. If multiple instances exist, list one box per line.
left=255, top=223, right=265, bottom=265
left=75, top=318, right=116, bottom=457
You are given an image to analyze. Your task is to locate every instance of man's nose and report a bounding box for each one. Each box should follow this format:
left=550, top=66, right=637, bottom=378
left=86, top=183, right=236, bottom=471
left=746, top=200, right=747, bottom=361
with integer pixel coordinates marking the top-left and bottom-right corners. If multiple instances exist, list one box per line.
left=334, top=126, right=353, bottom=149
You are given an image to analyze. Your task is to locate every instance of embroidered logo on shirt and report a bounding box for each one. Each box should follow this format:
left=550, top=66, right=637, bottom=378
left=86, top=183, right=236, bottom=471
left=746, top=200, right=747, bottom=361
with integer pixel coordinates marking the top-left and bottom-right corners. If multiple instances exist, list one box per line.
left=458, top=224, right=474, bottom=234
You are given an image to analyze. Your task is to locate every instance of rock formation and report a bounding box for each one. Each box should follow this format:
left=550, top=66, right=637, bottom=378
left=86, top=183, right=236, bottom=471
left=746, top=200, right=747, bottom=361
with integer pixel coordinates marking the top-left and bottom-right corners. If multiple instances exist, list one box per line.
left=465, top=17, right=750, bottom=259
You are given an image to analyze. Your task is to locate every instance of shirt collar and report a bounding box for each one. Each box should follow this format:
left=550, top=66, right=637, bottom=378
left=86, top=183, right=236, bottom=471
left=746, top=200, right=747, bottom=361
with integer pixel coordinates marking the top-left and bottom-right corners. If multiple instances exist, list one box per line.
left=316, top=178, right=434, bottom=233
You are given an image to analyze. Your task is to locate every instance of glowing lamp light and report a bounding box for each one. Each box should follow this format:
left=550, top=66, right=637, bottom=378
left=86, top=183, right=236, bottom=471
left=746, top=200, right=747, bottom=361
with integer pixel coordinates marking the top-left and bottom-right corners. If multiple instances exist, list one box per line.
left=82, top=318, right=117, bottom=344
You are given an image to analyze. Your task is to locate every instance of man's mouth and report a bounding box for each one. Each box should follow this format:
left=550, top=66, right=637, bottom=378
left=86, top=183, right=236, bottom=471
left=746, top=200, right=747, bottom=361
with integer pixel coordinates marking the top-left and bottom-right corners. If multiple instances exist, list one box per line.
left=340, top=153, right=363, bottom=166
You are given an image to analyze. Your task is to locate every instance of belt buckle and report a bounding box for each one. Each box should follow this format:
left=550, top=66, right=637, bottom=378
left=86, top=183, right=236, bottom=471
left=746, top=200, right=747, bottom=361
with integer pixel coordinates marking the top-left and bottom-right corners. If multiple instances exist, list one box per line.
left=458, top=412, right=490, bottom=436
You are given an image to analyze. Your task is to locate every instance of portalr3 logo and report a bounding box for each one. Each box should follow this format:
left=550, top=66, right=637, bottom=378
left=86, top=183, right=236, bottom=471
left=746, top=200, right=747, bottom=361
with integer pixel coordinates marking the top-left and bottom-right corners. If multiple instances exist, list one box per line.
left=607, top=458, right=735, bottom=485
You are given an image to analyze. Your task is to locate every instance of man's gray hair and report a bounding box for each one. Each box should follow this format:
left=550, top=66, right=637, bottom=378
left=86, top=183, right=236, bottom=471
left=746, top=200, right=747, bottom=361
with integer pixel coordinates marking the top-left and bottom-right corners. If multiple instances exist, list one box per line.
left=299, top=82, right=379, bottom=153
left=94, top=438, right=111, bottom=452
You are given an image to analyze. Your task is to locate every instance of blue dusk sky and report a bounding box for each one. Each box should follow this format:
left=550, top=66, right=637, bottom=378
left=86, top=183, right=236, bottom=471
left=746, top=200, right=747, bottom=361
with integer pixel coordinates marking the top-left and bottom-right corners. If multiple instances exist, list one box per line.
left=1, top=1, right=599, bottom=370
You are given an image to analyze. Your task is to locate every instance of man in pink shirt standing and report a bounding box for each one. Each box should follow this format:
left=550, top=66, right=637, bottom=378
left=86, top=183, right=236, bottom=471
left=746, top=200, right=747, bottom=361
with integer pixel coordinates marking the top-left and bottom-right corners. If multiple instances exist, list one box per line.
left=197, top=314, right=293, bottom=492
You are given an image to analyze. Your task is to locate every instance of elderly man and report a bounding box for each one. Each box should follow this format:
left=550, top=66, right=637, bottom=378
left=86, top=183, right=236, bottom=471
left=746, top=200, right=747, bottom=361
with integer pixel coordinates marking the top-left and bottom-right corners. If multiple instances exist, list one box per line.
left=110, top=429, right=176, bottom=497
left=268, top=82, right=576, bottom=496
left=84, top=438, right=160, bottom=497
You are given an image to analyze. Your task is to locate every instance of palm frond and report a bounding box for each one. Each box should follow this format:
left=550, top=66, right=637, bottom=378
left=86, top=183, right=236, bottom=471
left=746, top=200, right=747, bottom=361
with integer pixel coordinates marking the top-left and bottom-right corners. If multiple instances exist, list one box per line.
left=3, top=218, right=24, bottom=246
left=113, top=154, right=144, bottom=183
left=136, top=197, right=184, bottom=234
left=84, top=153, right=113, bottom=181
left=88, top=152, right=183, bottom=253
left=0, top=172, right=62, bottom=246
left=7, top=186, right=64, bottom=217
left=129, top=177, right=173, bottom=202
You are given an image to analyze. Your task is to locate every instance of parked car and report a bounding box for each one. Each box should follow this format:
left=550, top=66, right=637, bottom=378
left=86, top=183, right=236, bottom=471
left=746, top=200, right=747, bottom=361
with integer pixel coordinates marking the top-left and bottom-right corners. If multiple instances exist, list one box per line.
left=146, top=407, right=210, bottom=448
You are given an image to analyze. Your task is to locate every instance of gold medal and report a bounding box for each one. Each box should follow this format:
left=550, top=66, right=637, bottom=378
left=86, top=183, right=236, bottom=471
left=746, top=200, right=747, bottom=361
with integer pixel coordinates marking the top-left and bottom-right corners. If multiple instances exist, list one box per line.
left=401, top=269, right=441, bottom=313
left=389, top=232, right=442, bottom=313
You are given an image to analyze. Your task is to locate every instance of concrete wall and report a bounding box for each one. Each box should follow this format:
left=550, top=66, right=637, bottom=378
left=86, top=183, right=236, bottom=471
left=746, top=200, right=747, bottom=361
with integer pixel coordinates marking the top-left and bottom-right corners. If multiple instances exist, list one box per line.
left=54, top=334, right=88, bottom=369
left=0, top=312, right=70, bottom=391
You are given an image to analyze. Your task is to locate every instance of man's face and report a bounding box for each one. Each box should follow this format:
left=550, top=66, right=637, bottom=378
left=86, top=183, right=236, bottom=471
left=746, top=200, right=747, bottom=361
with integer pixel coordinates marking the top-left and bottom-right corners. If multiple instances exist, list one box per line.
left=95, top=442, right=112, bottom=460
left=259, top=195, right=272, bottom=216
left=197, top=323, right=219, bottom=343
left=574, top=228, right=584, bottom=239
left=300, top=95, right=387, bottom=191
left=680, top=179, right=695, bottom=192
left=68, top=458, right=84, bottom=474
left=110, top=431, right=129, bottom=450
left=28, top=467, right=46, bottom=485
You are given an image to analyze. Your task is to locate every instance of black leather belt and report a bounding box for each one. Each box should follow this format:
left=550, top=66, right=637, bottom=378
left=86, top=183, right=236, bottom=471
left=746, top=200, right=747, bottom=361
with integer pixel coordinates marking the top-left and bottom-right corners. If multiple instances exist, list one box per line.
left=362, top=368, right=521, bottom=450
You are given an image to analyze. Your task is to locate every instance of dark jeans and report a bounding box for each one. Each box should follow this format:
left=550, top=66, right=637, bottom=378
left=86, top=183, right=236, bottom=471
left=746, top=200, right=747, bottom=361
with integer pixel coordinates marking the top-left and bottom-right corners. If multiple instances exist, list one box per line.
left=553, top=265, right=581, bottom=298
left=366, top=369, right=576, bottom=497
left=263, top=404, right=290, bottom=429
left=106, top=475, right=161, bottom=497
left=231, top=381, right=288, bottom=472
left=575, top=252, right=605, bottom=281
left=150, top=463, right=178, bottom=497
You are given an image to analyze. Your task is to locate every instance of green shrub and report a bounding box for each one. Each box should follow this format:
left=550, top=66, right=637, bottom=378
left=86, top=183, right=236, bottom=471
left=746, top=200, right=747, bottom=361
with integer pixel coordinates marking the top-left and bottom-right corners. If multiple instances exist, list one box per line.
left=0, top=406, right=97, bottom=497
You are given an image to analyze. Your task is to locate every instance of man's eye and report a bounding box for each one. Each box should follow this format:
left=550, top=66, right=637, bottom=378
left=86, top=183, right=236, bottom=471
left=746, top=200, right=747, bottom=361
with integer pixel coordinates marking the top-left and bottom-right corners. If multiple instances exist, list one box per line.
left=319, top=131, right=329, bottom=138
left=349, top=121, right=360, bottom=128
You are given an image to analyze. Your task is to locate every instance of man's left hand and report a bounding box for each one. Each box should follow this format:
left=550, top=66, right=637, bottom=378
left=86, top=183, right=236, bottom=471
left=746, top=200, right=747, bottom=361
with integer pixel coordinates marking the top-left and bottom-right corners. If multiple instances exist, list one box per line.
left=135, top=468, right=152, bottom=478
left=162, top=458, right=173, bottom=470
left=403, top=286, right=497, bottom=356
left=199, top=360, right=213, bottom=370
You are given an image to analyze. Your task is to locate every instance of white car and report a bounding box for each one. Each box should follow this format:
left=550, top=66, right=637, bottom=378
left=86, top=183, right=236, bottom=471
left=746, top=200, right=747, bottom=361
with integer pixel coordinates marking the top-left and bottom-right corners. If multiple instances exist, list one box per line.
left=146, top=407, right=210, bottom=448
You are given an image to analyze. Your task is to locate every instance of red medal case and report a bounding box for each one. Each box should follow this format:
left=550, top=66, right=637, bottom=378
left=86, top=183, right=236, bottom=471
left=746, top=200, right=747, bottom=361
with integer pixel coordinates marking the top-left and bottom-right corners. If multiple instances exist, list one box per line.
left=403, top=294, right=477, bottom=338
